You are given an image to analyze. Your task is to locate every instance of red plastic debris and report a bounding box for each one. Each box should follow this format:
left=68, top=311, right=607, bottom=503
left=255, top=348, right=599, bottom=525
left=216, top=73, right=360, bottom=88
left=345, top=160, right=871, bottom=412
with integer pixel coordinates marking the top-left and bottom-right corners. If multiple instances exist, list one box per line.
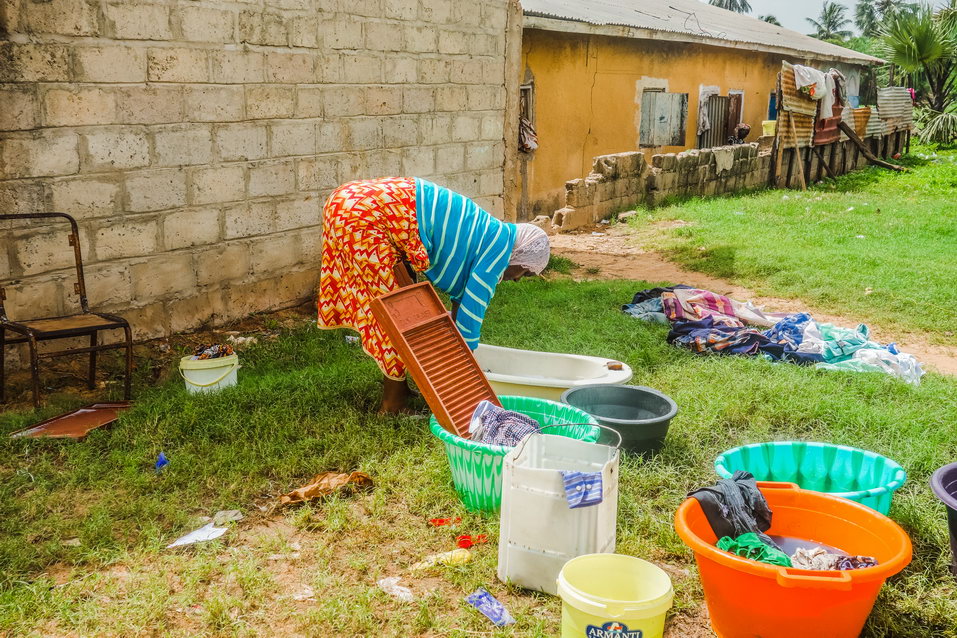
left=429, top=517, right=461, bottom=528
left=456, top=534, right=489, bottom=549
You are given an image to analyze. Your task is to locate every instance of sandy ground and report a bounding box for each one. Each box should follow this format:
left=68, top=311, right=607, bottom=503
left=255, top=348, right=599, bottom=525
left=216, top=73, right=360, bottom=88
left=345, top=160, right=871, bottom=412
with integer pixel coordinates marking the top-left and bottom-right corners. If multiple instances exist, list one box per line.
left=550, top=223, right=957, bottom=376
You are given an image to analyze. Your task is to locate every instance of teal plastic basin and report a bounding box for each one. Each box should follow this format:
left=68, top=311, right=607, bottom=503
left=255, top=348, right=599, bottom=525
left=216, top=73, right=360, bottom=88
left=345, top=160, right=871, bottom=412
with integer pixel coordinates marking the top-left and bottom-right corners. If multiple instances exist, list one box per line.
left=714, top=441, right=906, bottom=514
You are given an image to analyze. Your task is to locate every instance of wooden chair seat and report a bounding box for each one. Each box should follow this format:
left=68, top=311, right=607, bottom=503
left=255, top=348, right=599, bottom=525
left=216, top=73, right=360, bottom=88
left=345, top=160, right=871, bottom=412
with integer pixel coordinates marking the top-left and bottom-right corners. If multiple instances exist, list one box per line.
left=10, top=313, right=125, bottom=338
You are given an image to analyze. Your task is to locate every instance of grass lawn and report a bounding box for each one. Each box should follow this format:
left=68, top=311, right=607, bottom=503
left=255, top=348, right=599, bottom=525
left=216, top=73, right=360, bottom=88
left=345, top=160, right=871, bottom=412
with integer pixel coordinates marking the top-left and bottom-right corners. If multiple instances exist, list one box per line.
left=634, top=146, right=957, bottom=346
left=2, top=278, right=957, bottom=636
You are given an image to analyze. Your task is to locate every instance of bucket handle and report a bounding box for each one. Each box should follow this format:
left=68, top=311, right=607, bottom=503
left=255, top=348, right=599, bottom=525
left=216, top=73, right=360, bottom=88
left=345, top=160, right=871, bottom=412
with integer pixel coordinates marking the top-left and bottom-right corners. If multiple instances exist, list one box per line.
left=508, top=422, right=623, bottom=458
left=179, top=361, right=241, bottom=388
left=776, top=568, right=853, bottom=591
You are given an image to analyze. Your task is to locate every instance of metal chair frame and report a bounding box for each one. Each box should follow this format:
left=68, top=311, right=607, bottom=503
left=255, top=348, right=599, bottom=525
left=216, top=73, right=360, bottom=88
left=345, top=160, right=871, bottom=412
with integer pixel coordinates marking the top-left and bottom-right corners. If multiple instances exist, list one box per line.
left=1, top=213, right=132, bottom=408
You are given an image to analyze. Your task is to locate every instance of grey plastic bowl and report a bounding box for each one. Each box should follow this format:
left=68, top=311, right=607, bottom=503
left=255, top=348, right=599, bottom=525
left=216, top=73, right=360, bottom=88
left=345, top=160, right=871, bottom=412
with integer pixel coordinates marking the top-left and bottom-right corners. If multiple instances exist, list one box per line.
left=561, top=384, right=677, bottom=455
left=931, top=462, right=957, bottom=577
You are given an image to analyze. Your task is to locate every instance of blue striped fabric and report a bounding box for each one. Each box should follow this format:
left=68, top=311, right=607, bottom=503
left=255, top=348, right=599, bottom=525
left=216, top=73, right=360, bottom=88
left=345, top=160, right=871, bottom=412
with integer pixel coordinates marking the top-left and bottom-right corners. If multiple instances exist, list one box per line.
left=415, top=178, right=517, bottom=349
left=560, top=471, right=604, bottom=509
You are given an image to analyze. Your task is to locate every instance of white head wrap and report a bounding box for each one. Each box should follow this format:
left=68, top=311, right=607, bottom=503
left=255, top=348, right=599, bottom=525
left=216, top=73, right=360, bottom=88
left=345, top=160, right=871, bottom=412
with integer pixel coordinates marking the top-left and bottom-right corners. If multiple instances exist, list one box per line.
left=509, top=223, right=550, bottom=274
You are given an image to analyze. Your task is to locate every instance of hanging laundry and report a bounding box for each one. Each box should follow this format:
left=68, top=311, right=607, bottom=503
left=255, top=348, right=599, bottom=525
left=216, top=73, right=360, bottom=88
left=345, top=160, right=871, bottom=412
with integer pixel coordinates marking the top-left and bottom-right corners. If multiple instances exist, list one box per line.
left=717, top=532, right=792, bottom=567
left=560, top=471, right=603, bottom=509
left=689, top=471, right=782, bottom=551
left=793, top=65, right=828, bottom=101
left=713, top=147, right=735, bottom=175
left=791, top=547, right=878, bottom=571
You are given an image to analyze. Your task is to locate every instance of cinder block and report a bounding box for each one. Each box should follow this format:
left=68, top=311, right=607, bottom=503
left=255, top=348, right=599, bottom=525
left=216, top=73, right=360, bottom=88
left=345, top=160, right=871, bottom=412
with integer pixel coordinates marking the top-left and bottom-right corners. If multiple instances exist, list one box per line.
left=420, top=0, right=453, bottom=23
left=196, top=242, right=250, bottom=286
left=437, top=30, right=470, bottom=54
left=319, top=18, right=363, bottom=49
left=340, top=53, right=382, bottom=84
left=1, top=130, right=79, bottom=178
left=186, top=85, right=244, bottom=122
left=15, top=230, right=77, bottom=275
left=190, top=165, right=245, bottom=205
left=652, top=153, right=676, bottom=171
left=288, top=15, right=319, bottom=48
left=43, top=88, right=116, bottom=126
left=131, top=253, right=196, bottom=300
left=296, top=156, right=339, bottom=191
left=345, top=118, right=380, bottom=151
left=401, top=146, right=434, bottom=175
left=210, top=50, right=265, bottom=84
left=435, top=85, right=468, bottom=112
left=384, top=0, right=418, bottom=20
left=178, top=6, right=235, bottom=43
left=107, top=3, right=172, bottom=40
left=377, top=116, right=416, bottom=148
left=238, top=11, right=287, bottom=47
left=552, top=205, right=594, bottom=231
left=321, top=86, right=364, bottom=117
left=50, top=177, right=119, bottom=219
left=246, top=85, right=295, bottom=119
left=0, top=182, right=45, bottom=214
left=154, top=125, right=213, bottom=167
left=465, top=142, right=498, bottom=171
left=248, top=161, right=296, bottom=197
left=75, top=45, right=147, bottom=82
left=451, top=114, right=479, bottom=142
left=0, top=85, right=38, bottom=131
left=251, top=234, right=302, bottom=274
left=85, top=263, right=133, bottom=308
left=168, top=289, right=228, bottom=333
left=224, top=201, right=275, bottom=239
left=271, top=121, right=317, bottom=157
left=295, top=86, right=323, bottom=118
left=276, top=196, right=318, bottom=231
left=364, top=21, right=404, bottom=52
left=364, top=86, right=403, bottom=115
left=265, top=52, right=315, bottom=83
left=147, top=47, right=208, bottom=83
left=23, top=0, right=98, bottom=36
left=385, top=57, right=418, bottom=83
left=467, top=85, right=501, bottom=110
left=401, top=87, right=434, bottom=114
left=163, top=208, right=221, bottom=249
left=126, top=170, right=187, bottom=212
left=216, top=123, right=268, bottom=161
left=116, top=85, right=184, bottom=125
left=95, top=219, right=158, bottom=260
left=299, top=227, right=323, bottom=262
left=0, top=43, right=70, bottom=82
left=417, top=57, right=450, bottom=84
left=3, top=279, right=64, bottom=319
left=435, top=144, right=465, bottom=172
left=81, top=130, right=150, bottom=172
left=316, top=121, right=346, bottom=153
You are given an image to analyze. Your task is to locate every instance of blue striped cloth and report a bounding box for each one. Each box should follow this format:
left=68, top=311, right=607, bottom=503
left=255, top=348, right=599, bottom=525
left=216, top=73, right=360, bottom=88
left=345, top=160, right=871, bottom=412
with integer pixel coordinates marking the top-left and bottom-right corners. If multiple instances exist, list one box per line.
left=415, top=178, right=517, bottom=350
left=560, top=471, right=603, bottom=509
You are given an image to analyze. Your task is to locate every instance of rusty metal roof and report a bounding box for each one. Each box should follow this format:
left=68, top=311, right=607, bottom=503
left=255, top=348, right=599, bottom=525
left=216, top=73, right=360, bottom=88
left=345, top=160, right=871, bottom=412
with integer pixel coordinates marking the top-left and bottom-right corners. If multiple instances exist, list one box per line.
left=523, top=0, right=884, bottom=66
left=780, top=62, right=819, bottom=117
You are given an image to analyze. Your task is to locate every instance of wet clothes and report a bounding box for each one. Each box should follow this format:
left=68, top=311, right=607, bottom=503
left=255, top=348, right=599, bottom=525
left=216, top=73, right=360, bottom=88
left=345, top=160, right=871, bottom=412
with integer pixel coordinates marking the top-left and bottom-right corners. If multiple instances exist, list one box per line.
left=689, top=471, right=782, bottom=551
left=717, top=533, right=792, bottom=567
left=791, top=547, right=877, bottom=571
left=472, top=404, right=540, bottom=447
left=560, top=471, right=604, bottom=509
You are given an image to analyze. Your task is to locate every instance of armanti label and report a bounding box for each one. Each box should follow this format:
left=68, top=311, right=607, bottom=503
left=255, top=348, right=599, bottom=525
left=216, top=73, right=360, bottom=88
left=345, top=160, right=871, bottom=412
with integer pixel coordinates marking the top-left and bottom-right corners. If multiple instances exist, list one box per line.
left=585, top=621, right=643, bottom=637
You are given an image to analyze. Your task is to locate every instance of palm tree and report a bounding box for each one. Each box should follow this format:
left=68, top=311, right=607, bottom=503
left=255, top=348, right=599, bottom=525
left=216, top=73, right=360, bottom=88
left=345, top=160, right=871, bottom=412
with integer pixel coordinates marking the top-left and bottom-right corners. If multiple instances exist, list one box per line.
left=807, top=2, right=853, bottom=40
left=855, top=0, right=880, bottom=37
left=881, top=5, right=956, bottom=112
left=709, top=0, right=752, bottom=13
left=759, top=15, right=781, bottom=26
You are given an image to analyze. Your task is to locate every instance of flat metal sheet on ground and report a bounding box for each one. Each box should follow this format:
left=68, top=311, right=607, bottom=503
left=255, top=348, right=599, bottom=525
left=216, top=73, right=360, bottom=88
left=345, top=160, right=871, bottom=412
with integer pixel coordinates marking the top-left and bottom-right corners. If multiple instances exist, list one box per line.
left=10, top=402, right=131, bottom=439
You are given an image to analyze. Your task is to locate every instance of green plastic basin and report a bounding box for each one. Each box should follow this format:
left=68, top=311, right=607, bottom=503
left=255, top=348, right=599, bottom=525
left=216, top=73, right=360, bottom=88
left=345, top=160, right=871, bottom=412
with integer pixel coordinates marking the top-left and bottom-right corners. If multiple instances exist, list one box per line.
left=429, top=395, right=599, bottom=514
left=714, top=441, right=907, bottom=514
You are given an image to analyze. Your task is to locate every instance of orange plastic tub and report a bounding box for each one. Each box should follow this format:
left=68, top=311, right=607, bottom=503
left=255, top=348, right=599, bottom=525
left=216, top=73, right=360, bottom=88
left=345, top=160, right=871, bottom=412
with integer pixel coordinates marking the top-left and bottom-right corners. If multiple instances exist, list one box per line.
left=675, top=482, right=911, bottom=638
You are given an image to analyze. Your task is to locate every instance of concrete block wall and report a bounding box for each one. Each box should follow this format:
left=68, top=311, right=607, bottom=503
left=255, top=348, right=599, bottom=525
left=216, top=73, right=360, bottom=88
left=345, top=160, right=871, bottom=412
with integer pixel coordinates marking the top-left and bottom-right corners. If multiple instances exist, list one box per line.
left=1, top=0, right=516, bottom=356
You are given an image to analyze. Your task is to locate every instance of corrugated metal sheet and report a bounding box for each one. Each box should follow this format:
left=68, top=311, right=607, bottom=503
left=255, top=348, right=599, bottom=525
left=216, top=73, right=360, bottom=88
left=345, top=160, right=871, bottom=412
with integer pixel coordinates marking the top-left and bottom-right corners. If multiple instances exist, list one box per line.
left=866, top=107, right=887, bottom=137
left=523, top=0, right=883, bottom=65
left=640, top=91, right=689, bottom=147
left=877, top=87, right=913, bottom=123
left=853, top=107, right=872, bottom=138
left=779, top=111, right=814, bottom=148
left=781, top=62, right=819, bottom=117
left=814, top=116, right=841, bottom=146
left=698, top=95, right=729, bottom=148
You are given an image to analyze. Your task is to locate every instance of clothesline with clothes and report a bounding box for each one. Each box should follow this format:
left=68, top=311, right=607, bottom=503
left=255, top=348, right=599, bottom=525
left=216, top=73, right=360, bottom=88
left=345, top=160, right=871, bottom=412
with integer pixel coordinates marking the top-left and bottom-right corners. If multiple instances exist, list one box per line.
left=623, top=285, right=924, bottom=384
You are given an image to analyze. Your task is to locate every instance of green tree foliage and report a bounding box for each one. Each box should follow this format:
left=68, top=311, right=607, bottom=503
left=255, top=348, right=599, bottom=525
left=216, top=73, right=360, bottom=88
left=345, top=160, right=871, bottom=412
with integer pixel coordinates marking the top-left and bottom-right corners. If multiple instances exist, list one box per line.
left=759, top=14, right=781, bottom=26
left=708, top=0, right=751, bottom=13
left=807, top=1, right=853, bottom=40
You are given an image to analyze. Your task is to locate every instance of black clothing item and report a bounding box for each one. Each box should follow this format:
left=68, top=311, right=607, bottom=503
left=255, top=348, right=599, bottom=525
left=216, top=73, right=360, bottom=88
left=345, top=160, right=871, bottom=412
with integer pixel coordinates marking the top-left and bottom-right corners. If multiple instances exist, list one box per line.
left=688, top=471, right=782, bottom=551
left=628, top=285, right=693, bottom=306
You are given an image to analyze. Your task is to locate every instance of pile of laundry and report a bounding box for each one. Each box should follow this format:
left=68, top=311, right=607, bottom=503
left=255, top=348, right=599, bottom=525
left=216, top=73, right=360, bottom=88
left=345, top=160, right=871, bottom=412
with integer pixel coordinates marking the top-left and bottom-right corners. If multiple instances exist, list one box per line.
left=690, top=472, right=877, bottom=571
left=623, top=286, right=923, bottom=384
left=469, top=400, right=541, bottom=447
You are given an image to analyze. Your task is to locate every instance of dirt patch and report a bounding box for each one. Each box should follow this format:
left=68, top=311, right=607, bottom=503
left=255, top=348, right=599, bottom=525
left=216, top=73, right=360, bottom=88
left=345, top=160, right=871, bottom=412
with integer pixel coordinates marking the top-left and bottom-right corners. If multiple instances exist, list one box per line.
left=552, top=225, right=957, bottom=376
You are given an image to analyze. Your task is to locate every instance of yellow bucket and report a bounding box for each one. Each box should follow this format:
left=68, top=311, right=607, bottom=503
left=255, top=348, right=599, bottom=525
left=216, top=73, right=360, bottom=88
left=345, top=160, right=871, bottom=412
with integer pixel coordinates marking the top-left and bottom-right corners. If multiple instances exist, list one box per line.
left=762, top=119, right=777, bottom=137
left=557, top=554, right=673, bottom=638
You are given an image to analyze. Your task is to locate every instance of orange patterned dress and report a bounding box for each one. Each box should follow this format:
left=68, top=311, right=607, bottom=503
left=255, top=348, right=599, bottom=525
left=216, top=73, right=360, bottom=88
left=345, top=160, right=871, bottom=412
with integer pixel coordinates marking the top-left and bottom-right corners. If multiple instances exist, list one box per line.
left=317, top=177, right=430, bottom=380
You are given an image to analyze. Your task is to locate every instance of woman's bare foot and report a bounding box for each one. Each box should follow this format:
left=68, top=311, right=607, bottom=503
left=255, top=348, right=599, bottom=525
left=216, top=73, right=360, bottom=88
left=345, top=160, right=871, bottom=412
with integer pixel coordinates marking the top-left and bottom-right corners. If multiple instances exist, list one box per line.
left=379, top=377, right=413, bottom=414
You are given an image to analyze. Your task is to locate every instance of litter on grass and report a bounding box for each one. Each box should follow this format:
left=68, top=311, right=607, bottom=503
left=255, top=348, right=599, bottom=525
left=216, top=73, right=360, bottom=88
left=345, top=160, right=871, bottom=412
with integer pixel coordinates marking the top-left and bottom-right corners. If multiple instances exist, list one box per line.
left=279, top=471, right=373, bottom=505
left=456, top=534, right=488, bottom=549
left=191, top=343, right=235, bottom=360
left=167, top=522, right=228, bottom=548
left=9, top=402, right=131, bottom=439
left=410, top=548, right=471, bottom=571
left=465, top=588, right=515, bottom=627
left=292, top=586, right=316, bottom=601
left=212, top=509, right=243, bottom=525
left=428, top=517, right=461, bottom=527
left=377, top=576, right=416, bottom=602
left=155, top=452, right=169, bottom=472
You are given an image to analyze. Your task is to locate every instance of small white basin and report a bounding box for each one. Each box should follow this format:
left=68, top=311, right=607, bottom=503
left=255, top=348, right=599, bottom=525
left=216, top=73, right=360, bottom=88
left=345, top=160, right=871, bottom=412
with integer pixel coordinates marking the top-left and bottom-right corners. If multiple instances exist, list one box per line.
left=474, top=343, right=634, bottom=401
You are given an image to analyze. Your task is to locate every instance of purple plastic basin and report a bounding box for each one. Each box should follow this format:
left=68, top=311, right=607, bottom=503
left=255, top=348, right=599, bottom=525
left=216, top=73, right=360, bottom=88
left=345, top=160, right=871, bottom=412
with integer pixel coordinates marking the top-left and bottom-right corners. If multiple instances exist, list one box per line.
left=930, top=462, right=957, bottom=577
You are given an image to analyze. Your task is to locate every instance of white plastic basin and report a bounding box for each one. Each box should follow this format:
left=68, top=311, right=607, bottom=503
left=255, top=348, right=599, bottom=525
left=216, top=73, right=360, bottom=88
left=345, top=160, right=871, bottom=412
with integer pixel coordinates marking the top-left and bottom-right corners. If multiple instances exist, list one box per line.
left=474, top=344, right=633, bottom=401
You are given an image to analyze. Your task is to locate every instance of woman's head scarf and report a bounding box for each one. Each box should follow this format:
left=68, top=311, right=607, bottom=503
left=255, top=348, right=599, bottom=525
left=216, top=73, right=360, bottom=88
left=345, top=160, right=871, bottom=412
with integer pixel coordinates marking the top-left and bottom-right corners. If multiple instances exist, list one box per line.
left=509, top=223, right=550, bottom=274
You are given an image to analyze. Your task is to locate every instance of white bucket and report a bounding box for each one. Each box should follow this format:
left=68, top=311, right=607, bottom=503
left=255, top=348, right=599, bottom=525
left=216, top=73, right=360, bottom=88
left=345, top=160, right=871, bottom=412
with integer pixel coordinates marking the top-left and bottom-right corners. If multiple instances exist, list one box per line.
left=497, top=433, right=619, bottom=595
left=179, top=354, right=240, bottom=394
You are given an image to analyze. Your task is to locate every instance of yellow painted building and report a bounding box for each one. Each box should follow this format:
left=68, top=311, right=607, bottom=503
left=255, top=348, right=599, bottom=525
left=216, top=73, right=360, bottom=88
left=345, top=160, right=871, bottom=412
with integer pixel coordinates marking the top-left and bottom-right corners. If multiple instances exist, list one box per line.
left=516, top=0, right=881, bottom=218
